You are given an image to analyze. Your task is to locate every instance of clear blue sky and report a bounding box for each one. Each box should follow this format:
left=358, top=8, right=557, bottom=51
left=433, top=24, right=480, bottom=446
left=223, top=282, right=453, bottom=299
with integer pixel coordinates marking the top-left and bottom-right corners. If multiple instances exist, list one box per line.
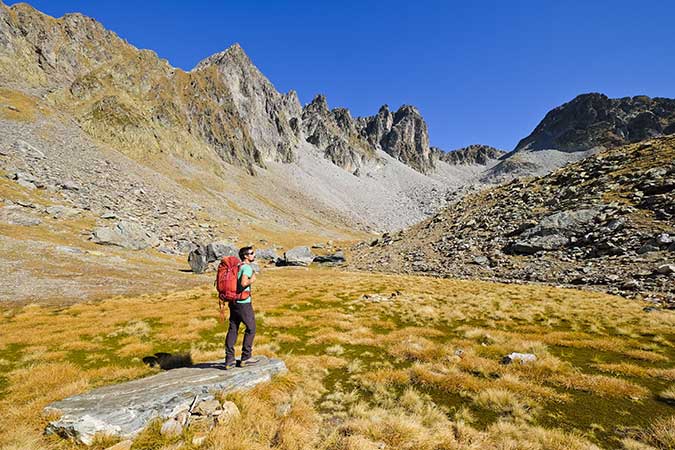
left=9, top=0, right=675, bottom=151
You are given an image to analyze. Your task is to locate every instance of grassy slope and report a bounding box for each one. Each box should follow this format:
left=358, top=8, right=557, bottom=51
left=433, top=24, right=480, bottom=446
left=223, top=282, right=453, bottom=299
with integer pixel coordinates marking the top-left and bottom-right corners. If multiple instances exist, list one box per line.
left=1, top=268, right=673, bottom=450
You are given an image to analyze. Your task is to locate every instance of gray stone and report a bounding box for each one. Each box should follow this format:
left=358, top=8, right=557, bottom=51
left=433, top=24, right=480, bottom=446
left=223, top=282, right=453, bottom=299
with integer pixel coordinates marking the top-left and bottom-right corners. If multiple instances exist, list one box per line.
left=656, top=233, right=672, bottom=246
left=188, top=246, right=208, bottom=273
left=60, top=180, right=81, bottom=191
left=206, top=242, right=237, bottom=263
left=44, top=356, right=286, bottom=445
left=638, top=243, right=660, bottom=254
left=91, top=221, right=160, bottom=250
left=508, top=235, right=569, bottom=254
left=256, top=248, right=278, bottom=260
left=656, top=264, right=675, bottom=275
left=160, top=417, right=183, bottom=437
left=193, top=399, right=221, bottom=416
left=216, top=401, right=240, bottom=425
left=281, top=246, right=315, bottom=266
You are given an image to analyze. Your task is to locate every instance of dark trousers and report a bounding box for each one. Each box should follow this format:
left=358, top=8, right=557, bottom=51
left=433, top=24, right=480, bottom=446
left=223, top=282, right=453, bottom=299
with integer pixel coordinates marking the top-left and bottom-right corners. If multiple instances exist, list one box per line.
left=225, top=302, right=256, bottom=363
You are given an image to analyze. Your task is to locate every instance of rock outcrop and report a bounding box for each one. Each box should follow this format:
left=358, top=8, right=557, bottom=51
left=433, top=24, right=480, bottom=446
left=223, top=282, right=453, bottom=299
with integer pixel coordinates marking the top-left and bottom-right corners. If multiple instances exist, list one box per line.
left=482, top=94, right=675, bottom=183
left=435, top=144, right=505, bottom=165
left=515, top=93, right=675, bottom=153
left=44, top=356, right=286, bottom=445
left=301, top=95, right=375, bottom=173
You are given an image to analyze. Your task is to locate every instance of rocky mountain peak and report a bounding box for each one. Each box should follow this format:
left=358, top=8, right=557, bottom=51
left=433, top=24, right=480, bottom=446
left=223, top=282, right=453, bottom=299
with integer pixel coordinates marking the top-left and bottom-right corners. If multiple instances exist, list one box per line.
left=436, top=144, right=506, bottom=166
left=515, top=93, right=675, bottom=153
left=304, top=94, right=330, bottom=115
left=378, top=104, right=434, bottom=173
left=192, top=42, right=251, bottom=71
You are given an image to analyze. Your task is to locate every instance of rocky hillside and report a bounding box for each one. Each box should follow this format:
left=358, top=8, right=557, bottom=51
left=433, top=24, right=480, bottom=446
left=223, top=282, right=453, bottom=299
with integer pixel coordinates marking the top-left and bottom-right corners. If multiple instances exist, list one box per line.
left=515, top=93, right=675, bottom=152
left=352, top=136, right=675, bottom=307
left=484, top=93, right=675, bottom=182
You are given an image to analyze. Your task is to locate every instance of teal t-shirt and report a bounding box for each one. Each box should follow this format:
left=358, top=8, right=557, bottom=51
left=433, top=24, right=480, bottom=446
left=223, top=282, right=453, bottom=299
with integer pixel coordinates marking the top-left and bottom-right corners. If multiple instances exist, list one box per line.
left=236, top=264, right=253, bottom=304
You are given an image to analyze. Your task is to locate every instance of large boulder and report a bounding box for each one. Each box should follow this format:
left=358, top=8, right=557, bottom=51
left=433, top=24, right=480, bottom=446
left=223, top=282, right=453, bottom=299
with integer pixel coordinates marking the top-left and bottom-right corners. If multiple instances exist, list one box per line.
left=91, top=221, right=159, bottom=250
left=206, top=242, right=237, bottom=262
left=44, top=356, right=286, bottom=445
left=188, top=245, right=208, bottom=273
left=281, top=246, right=315, bottom=266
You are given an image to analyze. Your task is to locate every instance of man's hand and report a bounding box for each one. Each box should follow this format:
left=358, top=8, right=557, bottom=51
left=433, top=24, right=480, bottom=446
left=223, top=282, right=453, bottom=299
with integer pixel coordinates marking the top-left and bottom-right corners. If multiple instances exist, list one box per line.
left=241, top=272, right=256, bottom=287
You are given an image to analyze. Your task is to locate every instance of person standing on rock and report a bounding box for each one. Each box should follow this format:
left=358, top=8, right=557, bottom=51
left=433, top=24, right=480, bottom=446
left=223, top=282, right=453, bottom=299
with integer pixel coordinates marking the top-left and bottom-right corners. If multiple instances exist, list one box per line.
left=224, top=246, right=258, bottom=369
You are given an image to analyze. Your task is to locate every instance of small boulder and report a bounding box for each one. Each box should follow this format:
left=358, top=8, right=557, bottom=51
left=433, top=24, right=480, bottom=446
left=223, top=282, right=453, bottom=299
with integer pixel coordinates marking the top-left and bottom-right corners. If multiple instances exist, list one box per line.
left=60, top=180, right=80, bottom=191
left=188, top=246, right=208, bottom=273
left=193, top=399, right=221, bottom=416
left=501, top=352, right=537, bottom=365
left=160, top=417, right=183, bottom=437
left=215, top=401, right=240, bottom=425
left=281, top=246, right=314, bottom=266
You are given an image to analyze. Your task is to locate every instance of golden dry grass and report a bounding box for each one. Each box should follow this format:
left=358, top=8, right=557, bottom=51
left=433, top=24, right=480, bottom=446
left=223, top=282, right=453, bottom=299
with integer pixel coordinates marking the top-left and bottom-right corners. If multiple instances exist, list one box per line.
left=0, top=268, right=673, bottom=450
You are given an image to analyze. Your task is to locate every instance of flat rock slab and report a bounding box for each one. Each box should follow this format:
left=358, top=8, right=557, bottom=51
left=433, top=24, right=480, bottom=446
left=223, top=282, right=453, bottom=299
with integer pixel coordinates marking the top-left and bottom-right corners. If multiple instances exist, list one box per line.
left=44, top=356, right=286, bottom=445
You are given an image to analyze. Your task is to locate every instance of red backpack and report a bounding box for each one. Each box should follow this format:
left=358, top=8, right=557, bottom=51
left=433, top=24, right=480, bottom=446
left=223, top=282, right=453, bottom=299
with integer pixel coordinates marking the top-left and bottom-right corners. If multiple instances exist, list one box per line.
left=215, top=256, right=251, bottom=302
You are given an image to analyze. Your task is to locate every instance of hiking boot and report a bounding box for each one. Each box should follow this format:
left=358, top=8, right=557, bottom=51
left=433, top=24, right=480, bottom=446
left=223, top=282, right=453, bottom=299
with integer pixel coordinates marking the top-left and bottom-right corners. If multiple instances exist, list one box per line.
left=224, top=361, right=236, bottom=370
left=240, top=358, right=260, bottom=367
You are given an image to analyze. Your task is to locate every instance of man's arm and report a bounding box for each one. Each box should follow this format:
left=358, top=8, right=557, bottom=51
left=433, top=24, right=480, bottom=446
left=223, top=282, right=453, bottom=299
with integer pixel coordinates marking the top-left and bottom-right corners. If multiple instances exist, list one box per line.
left=240, top=268, right=256, bottom=287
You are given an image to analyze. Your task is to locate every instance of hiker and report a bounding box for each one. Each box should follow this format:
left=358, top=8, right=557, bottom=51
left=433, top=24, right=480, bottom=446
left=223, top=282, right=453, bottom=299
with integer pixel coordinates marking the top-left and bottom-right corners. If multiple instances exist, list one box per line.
left=223, top=246, right=258, bottom=369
